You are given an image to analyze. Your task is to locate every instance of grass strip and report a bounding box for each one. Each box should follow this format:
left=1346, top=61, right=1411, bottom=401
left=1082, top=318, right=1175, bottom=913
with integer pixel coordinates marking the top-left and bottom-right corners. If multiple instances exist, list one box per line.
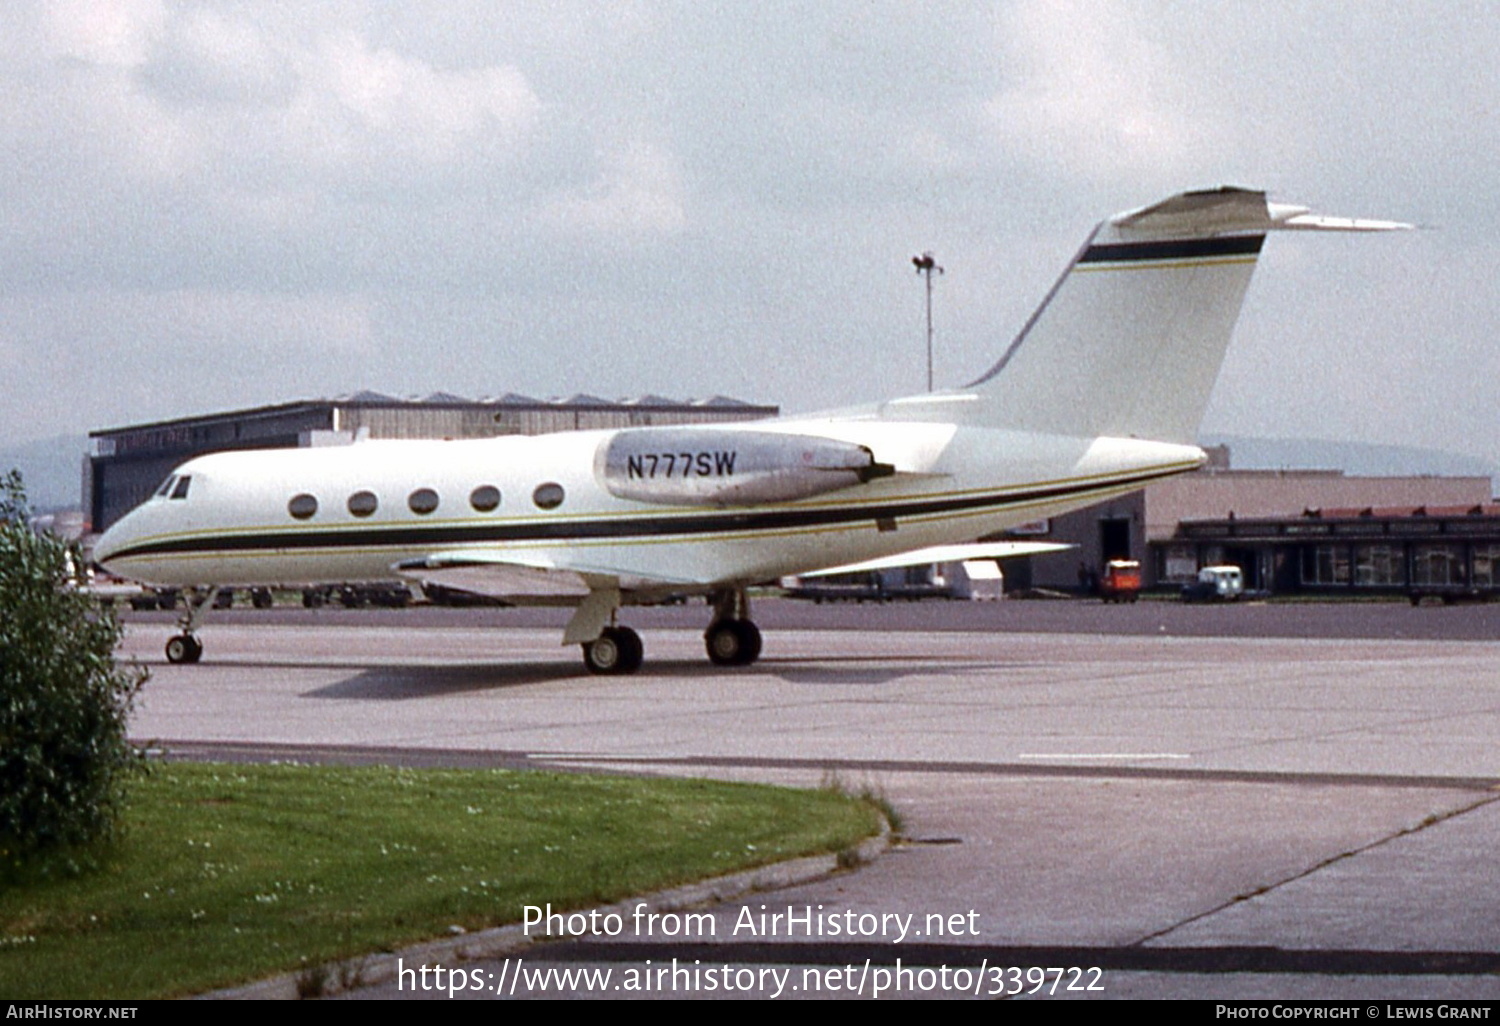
left=0, top=761, right=881, bottom=998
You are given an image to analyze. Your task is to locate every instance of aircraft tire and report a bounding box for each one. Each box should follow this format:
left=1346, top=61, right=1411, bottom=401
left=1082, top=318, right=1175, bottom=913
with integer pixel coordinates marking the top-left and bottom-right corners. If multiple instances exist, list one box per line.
left=615, top=626, right=644, bottom=674
left=705, top=619, right=761, bottom=667
left=583, top=627, right=644, bottom=675
left=165, top=634, right=203, bottom=665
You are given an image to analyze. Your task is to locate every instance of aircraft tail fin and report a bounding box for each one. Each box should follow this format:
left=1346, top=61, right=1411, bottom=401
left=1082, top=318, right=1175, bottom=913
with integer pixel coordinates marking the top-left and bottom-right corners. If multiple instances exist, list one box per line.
left=962, top=187, right=1409, bottom=443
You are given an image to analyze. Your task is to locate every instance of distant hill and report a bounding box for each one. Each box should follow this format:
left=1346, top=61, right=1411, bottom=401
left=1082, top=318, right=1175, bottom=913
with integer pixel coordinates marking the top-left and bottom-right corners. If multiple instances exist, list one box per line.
left=1202, top=434, right=1498, bottom=485
left=0, top=434, right=89, bottom=512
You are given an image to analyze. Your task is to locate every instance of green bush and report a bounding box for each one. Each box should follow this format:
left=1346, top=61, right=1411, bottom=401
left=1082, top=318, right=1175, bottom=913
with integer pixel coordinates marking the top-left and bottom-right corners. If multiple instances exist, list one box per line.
left=0, top=470, right=146, bottom=876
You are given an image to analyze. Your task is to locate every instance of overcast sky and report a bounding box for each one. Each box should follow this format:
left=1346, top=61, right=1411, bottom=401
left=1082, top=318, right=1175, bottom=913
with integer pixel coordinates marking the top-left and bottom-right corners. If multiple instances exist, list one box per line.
left=2, top=1, right=1495, bottom=465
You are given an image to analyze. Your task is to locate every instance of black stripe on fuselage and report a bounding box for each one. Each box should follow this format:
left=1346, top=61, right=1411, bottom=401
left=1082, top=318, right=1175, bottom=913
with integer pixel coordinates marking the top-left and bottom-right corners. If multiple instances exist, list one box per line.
left=1079, top=235, right=1265, bottom=264
left=106, top=465, right=1189, bottom=561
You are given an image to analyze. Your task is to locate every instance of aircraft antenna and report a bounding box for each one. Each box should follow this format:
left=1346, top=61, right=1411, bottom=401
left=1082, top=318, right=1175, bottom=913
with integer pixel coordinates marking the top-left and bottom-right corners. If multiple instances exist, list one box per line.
left=912, top=251, right=944, bottom=391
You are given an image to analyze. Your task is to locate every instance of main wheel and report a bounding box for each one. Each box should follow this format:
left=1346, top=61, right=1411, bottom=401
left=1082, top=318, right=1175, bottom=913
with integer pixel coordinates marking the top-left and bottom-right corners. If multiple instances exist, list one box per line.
left=613, top=626, right=643, bottom=674
left=705, top=619, right=762, bottom=666
left=582, top=626, right=644, bottom=675
left=165, top=634, right=203, bottom=664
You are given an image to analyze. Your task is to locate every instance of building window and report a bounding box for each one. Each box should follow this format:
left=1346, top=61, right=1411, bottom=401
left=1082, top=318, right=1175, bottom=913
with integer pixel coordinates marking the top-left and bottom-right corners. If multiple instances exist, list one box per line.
left=532, top=482, right=565, bottom=510
left=469, top=485, right=501, bottom=512
left=1411, top=544, right=1463, bottom=587
left=1353, top=544, right=1403, bottom=587
left=408, top=488, right=439, bottom=515
left=1473, top=544, right=1500, bottom=588
left=347, top=490, right=378, bottom=517
left=1302, top=544, right=1350, bottom=586
left=288, top=494, right=318, bottom=520
left=1162, top=544, right=1197, bottom=583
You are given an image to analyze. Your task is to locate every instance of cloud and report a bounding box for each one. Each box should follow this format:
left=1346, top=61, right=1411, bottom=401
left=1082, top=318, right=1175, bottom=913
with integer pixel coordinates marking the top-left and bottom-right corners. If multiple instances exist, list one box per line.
left=0, top=288, right=380, bottom=432
left=539, top=137, right=687, bottom=238
left=13, top=7, right=544, bottom=194
left=42, top=0, right=166, bottom=68
left=294, top=32, right=540, bottom=171
left=983, top=2, right=1222, bottom=184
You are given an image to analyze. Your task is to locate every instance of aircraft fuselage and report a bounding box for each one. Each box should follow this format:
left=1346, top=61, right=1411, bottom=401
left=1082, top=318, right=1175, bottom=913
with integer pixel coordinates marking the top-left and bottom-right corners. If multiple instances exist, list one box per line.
left=94, top=413, right=1202, bottom=597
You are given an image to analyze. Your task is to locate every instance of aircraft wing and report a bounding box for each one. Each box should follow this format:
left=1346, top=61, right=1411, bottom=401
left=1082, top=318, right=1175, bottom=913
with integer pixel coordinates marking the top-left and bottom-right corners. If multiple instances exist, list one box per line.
left=392, top=549, right=705, bottom=600
left=799, top=541, right=1073, bottom=577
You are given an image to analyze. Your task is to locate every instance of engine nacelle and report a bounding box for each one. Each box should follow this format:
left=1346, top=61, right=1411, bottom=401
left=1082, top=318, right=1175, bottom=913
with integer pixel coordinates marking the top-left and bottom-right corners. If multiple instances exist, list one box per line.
left=598, top=428, right=893, bottom=506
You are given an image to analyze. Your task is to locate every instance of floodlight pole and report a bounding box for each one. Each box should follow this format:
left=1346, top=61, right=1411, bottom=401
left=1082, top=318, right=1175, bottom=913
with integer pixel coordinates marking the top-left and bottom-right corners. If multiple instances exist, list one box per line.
left=912, top=251, right=943, bottom=391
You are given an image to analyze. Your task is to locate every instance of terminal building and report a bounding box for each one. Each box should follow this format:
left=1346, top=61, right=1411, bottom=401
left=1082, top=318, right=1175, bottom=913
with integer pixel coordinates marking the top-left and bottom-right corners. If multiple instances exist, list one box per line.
left=1006, top=446, right=1499, bottom=597
left=86, top=392, right=778, bottom=532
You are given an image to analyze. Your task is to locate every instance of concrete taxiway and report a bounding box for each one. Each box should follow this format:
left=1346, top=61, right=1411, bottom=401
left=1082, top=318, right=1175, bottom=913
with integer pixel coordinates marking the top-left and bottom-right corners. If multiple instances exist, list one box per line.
left=117, top=602, right=1500, bottom=999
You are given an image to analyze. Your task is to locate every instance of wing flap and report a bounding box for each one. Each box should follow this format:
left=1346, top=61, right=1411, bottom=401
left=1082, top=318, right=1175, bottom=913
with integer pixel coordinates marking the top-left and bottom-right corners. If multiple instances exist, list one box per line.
left=800, top=541, right=1072, bottom=577
left=393, top=549, right=705, bottom=600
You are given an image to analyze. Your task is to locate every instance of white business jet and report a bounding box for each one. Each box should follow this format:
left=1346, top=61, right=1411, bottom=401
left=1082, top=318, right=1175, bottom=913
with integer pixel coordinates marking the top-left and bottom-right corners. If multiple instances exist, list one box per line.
left=94, top=187, right=1408, bottom=673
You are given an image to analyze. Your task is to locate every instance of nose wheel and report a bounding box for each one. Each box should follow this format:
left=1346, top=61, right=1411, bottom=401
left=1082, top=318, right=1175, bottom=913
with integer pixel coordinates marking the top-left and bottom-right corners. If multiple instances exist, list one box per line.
left=163, top=585, right=217, bottom=664
left=165, top=634, right=203, bottom=664
left=582, top=626, right=644, bottom=675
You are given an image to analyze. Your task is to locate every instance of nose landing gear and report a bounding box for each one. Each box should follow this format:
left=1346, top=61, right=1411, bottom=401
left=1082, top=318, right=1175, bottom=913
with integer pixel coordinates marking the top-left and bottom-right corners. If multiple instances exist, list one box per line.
left=163, top=585, right=216, bottom=664
left=165, top=633, right=203, bottom=664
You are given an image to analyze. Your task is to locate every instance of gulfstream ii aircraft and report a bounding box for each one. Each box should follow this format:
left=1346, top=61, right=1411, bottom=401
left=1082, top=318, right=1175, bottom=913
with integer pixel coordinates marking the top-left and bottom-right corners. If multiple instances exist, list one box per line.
left=95, top=187, right=1408, bottom=673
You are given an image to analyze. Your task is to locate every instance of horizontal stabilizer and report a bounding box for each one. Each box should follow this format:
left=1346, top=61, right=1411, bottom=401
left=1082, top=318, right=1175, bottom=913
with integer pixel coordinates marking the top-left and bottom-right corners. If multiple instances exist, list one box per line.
left=1111, top=186, right=1413, bottom=237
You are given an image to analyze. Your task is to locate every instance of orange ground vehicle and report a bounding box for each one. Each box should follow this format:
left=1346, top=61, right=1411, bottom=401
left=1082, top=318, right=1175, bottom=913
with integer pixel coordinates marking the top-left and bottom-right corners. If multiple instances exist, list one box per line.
left=1099, top=559, right=1142, bottom=603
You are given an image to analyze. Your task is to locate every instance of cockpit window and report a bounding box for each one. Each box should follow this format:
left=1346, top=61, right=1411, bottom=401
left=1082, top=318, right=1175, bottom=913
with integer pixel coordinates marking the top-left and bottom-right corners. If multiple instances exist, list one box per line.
left=170, top=475, right=192, bottom=500
left=155, top=475, right=177, bottom=498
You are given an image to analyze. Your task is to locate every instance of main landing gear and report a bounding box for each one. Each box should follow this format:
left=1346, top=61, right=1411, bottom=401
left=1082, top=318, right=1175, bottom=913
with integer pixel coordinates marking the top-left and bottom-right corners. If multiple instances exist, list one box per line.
left=703, top=588, right=762, bottom=667
left=164, top=585, right=216, bottom=664
left=704, top=619, right=761, bottom=666
left=582, top=626, right=643, bottom=675
left=571, top=587, right=765, bottom=675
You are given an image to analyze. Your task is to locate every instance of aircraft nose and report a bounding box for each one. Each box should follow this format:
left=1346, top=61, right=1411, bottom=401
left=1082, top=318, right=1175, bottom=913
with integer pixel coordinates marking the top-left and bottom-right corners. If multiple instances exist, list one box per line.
left=94, top=525, right=120, bottom=567
left=93, top=518, right=131, bottom=569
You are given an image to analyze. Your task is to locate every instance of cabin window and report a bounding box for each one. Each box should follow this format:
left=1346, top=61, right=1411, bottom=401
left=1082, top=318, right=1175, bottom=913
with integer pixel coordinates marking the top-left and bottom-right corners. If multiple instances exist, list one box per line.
left=408, top=488, right=440, bottom=515
left=170, top=475, right=192, bottom=500
left=288, top=493, right=318, bottom=520
left=347, top=490, right=378, bottom=517
left=155, top=475, right=176, bottom=498
left=532, top=482, right=565, bottom=510
left=469, top=485, right=501, bottom=512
